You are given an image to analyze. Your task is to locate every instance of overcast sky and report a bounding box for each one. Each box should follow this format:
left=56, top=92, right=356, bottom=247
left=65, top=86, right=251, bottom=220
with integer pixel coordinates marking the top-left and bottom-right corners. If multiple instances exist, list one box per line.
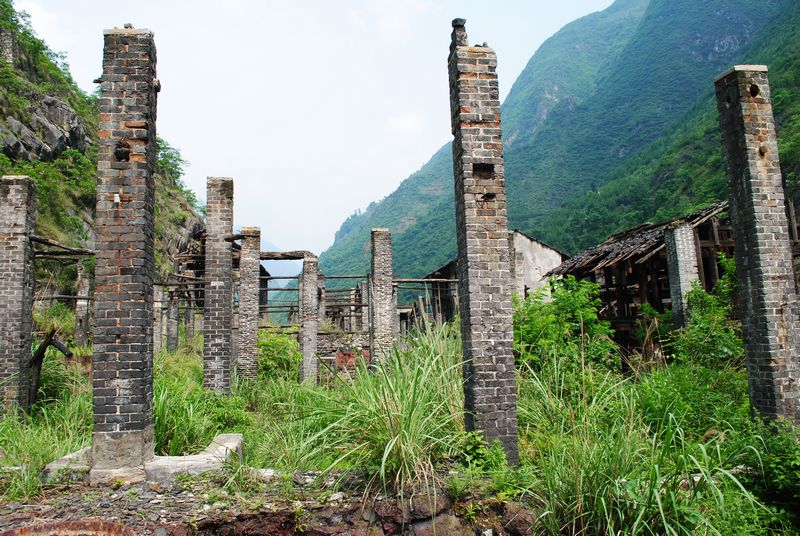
left=18, top=0, right=613, bottom=256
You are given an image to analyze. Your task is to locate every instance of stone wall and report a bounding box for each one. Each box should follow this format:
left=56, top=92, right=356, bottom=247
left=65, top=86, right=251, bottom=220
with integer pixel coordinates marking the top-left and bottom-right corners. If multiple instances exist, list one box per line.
left=0, top=175, right=35, bottom=410
left=369, top=229, right=396, bottom=359
left=715, top=65, right=800, bottom=422
left=203, top=177, right=234, bottom=393
left=299, top=256, right=319, bottom=383
left=448, top=19, right=518, bottom=463
left=664, top=223, right=700, bottom=327
left=237, top=227, right=260, bottom=381
left=91, top=27, right=158, bottom=483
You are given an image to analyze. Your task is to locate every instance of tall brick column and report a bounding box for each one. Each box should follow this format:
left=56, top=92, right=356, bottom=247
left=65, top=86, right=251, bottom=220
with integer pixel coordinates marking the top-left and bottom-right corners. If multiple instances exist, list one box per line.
left=298, top=256, right=319, bottom=383
left=0, top=176, right=35, bottom=410
left=359, top=280, right=369, bottom=332
left=448, top=19, right=518, bottom=463
left=91, top=27, right=158, bottom=483
left=237, top=227, right=260, bottom=381
left=152, top=285, right=163, bottom=352
left=184, top=301, right=194, bottom=342
left=369, top=229, right=397, bottom=359
left=166, top=291, right=178, bottom=352
left=74, top=261, right=92, bottom=346
left=203, top=177, right=234, bottom=393
left=715, top=65, right=800, bottom=422
left=664, top=223, right=700, bottom=327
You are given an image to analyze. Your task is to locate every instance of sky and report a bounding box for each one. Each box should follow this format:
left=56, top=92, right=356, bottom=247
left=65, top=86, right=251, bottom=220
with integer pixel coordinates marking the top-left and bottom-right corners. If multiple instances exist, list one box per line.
left=18, top=0, right=614, bottom=257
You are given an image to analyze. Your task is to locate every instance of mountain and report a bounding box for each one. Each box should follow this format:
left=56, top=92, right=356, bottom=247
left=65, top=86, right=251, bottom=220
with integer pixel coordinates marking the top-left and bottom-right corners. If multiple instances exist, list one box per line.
left=319, top=0, right=789, bottom=281
left=0, top=1, right=202, bottom=294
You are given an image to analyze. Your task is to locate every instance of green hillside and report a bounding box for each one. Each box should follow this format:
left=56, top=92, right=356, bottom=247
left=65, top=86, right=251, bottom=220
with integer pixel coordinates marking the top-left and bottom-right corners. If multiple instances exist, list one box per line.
left=0, top=1, right=201, bottom=293
left=320, top=0, right=790, bottom=280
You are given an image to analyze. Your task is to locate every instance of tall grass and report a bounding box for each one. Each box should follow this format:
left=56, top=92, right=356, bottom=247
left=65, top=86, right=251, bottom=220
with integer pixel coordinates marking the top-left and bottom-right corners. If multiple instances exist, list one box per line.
left=518, top=354, right=769, bottom=535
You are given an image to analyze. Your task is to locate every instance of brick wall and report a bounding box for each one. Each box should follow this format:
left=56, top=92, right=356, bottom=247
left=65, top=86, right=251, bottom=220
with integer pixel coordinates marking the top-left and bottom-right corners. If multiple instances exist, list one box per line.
left=299, top=256, right=319, bottom=383
left=664, top=223, right=700, bottom=327
left=448, top=19, right=518, bottom=463
left=0, top=175, right=35, bottom=410
left=715, top=65, right=800, bottom=422
left=237, top=227, right=260, bottom=381
left=369, top=229, right=396, bottom=359
left=203, top=177, right=234, bottom=393
left=91, top=27, right=158, bottom=481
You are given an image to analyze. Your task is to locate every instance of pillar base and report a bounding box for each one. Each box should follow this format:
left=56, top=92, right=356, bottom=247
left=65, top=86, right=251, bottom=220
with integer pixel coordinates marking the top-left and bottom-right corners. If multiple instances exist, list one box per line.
left=90, top=428, right=154, bottom=485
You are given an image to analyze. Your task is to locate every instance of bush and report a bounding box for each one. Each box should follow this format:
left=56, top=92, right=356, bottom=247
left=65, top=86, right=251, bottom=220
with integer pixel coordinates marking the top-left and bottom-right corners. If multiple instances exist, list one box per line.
left=257, top=329, right=302, bottom=381
left=513, top=276, right=618, bottom=371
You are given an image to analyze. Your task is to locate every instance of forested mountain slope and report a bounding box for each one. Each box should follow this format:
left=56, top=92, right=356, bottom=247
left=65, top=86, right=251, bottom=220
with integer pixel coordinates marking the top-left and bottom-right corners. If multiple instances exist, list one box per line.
left=320, top=0, right=788, bottom=279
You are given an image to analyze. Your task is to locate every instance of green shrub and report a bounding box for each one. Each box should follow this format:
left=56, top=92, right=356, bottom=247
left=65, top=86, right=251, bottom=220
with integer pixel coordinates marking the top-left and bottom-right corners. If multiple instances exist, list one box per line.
left=513, top=276, right=618, bottom=372
left=257, top=329, right=302, bottom=381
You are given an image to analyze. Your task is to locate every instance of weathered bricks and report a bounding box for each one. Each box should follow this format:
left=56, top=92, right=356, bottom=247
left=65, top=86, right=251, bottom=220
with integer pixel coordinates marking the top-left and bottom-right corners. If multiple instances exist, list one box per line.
left=166, top=291, right=178, bottom=352
left=369, top=229, right=397, bottom=359
left=448, top=19, right=518, bottom=463
left=152, top=284, right=163, bottom=352
left=664, top=223, right=700, bottom=327
left=91, top=27, right=158, bottom=483
left=0, top=175, right=35, bottom=410
left=299, top=255, right=319, bottom=383
left=203, top=177, right=234, bottom=393
left=237, top=227, right=260, bottom=381
left=715, top=65, right=800, bottom=422
left=74, top=262, right=92, bottom=346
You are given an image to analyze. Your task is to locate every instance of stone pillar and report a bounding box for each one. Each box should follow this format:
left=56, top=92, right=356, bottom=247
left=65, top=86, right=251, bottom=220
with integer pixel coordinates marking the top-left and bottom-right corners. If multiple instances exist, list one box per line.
left=203, top=177, right=234, bottom=393
left=715, top=65, right=800, bottom=422
left=298, top=256, right=319, bottom=383
left=448, top=19, right=518, bottom=463
left=91, top=27, right=158, bottom=483
left=664, top=223, right=700, bottom=327
left=0, top=176, right=35, bottom=410
left=166, top=291, right=178, bottom=352
left=369, top=229, right=397, bottom=359
left=152, top=285, right=163, bottom=352
left=237, top=227, right=260, bottom=381
left=359, top=280, right=369, bottom=333
left=74, top=261, right=92, bottom=346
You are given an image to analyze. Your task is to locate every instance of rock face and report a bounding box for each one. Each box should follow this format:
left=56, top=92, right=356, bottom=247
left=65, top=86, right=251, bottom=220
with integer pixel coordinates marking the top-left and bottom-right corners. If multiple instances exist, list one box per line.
left=0, top=95, right=90, bottom=161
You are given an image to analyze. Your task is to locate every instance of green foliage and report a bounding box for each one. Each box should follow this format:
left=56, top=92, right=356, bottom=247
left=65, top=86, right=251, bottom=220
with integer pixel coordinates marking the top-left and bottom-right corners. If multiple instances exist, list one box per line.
left=256, top=329, right=302, bottom=381
left=513, top=276, right=618, bottom=371
left=32, top=301, right=75, bottom=335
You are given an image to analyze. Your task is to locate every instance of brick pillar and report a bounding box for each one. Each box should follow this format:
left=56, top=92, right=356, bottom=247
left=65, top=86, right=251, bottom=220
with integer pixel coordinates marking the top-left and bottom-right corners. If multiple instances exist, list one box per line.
left=166, top=291, right=178, bottom=352
left=359, top=280, right=369, bottom=332
left=664, top=223, right=700, bottom=327
left=715, top=65, right=800, bottom=422
left=448, top=19, right=518, bottom=463
left=74, top=261, right=92, bottom=346
left=152, top=285, right=163, bottom=352
left=369, top=229, right=397, bottom=359
left=203, top=177, right=234, bottom=393
left=298, top=256, right=319, bottom=383
left=237, top=227, right=260, bottom=381
left=91, top=27, right=158, bottom=483
left=0, top=176, right=35, bottom=410
left=317, top=272, right=326, bottom=325
left=184, top=299, right=194, bottom=342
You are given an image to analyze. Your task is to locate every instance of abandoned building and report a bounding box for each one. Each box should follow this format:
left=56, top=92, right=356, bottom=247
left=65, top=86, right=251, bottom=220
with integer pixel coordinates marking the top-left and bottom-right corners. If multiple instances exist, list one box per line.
left=1, top=17, right=799, bottom=487
left=425, top=230, right=567, bottom=324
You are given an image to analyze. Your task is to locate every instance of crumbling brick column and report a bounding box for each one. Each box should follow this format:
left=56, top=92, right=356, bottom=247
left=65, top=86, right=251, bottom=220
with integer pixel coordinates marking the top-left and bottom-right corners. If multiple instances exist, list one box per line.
left=0, top=175, right=35, bottom=410
left=359, top=280, right=369, bottom=332
left=166, top=291, right=178, bottom=352
left=203, top=177, right=234, bottom=393
left=369, top=229, right=397, bottom=359
left=664, top=223, right=700, bottom=327
left=237, top=227, right=260, bottom=381
left=448, top=19, right=518, bottom=463
left=299, top=256, right=319, bottom=383
left=74, top=261, right=92, bottom=346
left=91, top=27, right=158, bottom=483
left=715, top=65, right=800, bottom=422
left=152, top=285, right=164, bottom=352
